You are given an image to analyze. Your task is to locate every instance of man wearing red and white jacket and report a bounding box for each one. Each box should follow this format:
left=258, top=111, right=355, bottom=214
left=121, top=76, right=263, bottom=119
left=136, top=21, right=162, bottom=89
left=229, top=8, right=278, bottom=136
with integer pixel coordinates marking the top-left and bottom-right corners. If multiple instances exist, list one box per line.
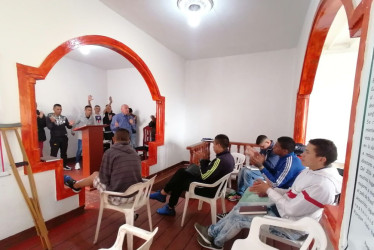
left=194, top=138, right=342, bottom=250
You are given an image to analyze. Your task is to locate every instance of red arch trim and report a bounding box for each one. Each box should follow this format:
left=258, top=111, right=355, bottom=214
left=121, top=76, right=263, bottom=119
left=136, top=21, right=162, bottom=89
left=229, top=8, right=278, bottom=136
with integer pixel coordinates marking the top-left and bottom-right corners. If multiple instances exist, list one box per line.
left=17, top=35, right=165, bottom=204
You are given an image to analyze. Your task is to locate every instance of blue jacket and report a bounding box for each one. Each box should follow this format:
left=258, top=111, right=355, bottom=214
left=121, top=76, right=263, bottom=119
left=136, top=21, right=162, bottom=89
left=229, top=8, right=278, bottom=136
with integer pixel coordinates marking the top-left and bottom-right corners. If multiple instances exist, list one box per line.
left=260, top=140, right=280, bottom=174
left=261, top=152, right=304, bottom=189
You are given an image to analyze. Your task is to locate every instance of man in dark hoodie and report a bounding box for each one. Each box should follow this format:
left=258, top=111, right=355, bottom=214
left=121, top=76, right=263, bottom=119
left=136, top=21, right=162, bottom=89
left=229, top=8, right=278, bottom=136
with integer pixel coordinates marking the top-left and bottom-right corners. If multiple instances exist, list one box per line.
left=150, top=134, right=235, bottom=216
left=64, top=129, right=142, bottom=204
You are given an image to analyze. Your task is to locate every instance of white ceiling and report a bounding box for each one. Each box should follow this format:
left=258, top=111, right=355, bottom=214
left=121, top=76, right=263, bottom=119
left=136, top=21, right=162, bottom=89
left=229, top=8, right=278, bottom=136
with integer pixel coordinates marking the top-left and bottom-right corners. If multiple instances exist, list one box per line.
left=65, top=2, right=358, bottom=70
left=101, top=0, right=311, bottom=59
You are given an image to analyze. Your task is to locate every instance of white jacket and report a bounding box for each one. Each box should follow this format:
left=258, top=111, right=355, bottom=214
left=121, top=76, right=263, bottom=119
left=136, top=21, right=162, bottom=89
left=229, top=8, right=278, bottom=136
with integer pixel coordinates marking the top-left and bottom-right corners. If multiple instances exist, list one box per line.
left=267, top=166, right=342, bottom=221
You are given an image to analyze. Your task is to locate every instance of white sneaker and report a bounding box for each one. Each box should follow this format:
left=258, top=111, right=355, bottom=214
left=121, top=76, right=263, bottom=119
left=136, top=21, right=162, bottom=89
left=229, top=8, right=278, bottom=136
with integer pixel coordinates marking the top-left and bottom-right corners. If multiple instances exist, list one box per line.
left=74, top=163, right=81, bottom=170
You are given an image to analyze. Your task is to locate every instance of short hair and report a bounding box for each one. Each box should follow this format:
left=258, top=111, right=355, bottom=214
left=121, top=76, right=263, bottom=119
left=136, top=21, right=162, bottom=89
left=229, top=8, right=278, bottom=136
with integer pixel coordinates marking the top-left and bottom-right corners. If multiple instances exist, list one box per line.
left=256, top=135, right=268, bottom=145
left=308, top=139, right=337, bottom=166
left=95, top=105, right=100, bottom=108
left=129, top=108, right=133, bottom=113
left=85, top=105, right=92, bottom=110
left=114, top=128, right=130, bottom=142
left=277, top=136, right=295, bottom=153
left=214, top=134, right=230, bottom=149
left=53, top=104, right=61, bottom=108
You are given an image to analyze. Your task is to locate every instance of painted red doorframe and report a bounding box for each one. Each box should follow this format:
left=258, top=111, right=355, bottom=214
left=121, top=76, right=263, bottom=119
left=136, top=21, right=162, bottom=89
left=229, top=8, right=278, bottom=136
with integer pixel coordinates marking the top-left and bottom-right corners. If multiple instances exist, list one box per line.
left=293, top=0, right=370, bottom=248
left=17, top=35, right=165, bottom=205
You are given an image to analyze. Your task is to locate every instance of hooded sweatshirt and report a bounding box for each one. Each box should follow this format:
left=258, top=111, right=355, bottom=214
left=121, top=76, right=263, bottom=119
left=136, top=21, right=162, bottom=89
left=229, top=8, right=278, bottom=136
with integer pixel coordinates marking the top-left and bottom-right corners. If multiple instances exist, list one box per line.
left=267, top=166, right=342, bottom=221
left=99, top=142, right=142, bottom=192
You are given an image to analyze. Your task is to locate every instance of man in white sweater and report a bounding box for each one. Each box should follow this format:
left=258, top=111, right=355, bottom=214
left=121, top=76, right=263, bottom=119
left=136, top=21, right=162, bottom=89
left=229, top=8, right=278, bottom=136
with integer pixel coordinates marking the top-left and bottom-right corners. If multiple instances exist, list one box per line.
left=194, top=138, right=342, bottom=250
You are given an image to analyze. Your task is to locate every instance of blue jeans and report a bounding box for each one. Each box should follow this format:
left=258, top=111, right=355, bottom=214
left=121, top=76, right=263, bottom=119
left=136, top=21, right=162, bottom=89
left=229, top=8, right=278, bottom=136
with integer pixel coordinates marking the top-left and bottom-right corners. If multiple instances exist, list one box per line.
left=75, top=139, right=82, bottom=163
left=131, top=133, right=137, bottom=148
left=208, top=205, right=303, bottom=247
left=237, top=168, right=264, bottom=196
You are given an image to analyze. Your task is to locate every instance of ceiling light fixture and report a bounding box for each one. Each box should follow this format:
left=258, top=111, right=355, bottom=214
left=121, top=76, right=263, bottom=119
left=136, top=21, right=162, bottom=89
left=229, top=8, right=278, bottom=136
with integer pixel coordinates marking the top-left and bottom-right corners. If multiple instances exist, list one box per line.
left=79, top=46, right=90, bottom=55
left=177, top=0, right=213, bottom=28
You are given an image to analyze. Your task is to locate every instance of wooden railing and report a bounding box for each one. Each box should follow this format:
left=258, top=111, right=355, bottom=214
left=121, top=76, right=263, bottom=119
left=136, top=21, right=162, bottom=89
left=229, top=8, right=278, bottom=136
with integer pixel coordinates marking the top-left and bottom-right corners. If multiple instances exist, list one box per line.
left=186, top=141, right=259, bottom=165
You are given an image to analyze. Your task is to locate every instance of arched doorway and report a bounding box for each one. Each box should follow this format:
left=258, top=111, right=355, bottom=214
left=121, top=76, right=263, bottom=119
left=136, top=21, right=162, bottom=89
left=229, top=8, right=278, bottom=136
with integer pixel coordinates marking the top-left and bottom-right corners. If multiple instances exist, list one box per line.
left=17, top=35, right=164, bottom=181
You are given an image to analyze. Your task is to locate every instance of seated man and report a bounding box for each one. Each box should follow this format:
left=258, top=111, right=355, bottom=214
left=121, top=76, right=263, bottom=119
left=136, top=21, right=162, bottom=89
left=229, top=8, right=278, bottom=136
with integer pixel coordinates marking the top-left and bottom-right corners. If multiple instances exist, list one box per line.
left=194, top=138, right=343, bottom=250
left=228, top=135, right=279, bottom=201
left=150, top=134, right=235, bottom=216
left=64, top=129, right=142, bottom=205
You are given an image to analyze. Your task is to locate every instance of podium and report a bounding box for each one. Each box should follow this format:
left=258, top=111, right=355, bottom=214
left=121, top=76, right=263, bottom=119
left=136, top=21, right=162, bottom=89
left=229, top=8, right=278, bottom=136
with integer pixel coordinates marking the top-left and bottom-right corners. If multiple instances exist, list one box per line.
left=74, top=125, right=106, bottom=177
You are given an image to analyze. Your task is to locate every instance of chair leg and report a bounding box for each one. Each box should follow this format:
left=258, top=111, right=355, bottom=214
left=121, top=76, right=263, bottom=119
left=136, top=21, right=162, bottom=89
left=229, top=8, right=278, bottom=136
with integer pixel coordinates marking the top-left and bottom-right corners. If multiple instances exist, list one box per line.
left=198, top=200, right=203, bottom=210
left=181, top=195, right=190, bottom=227
left=210, top=200, right=217, bottom=224
left=125, top=211, right=134, bottom=250
left=93, top=200, right=105, bottom=244
left=228, top=175, right=232, bottom=188
left=221, top=196, right=226, bottom=213
left=147, top=200, right=153, bottom=231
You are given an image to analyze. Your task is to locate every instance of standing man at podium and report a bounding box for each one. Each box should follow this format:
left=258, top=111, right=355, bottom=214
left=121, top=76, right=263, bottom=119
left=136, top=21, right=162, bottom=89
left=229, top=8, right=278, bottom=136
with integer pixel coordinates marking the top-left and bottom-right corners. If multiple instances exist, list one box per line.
left=72, top=105, right=94, bottom=170
left=110, top=104, right=136, bottom=147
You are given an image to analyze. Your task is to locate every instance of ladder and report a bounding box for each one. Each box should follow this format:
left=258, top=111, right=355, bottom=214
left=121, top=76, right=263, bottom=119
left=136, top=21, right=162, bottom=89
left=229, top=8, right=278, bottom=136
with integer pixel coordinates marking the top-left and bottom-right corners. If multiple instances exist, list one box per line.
left=0, top=123, right=51, bottom=249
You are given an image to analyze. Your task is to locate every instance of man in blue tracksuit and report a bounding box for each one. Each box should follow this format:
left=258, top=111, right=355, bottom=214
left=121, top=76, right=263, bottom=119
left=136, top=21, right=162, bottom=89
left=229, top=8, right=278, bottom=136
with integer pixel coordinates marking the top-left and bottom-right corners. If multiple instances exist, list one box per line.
left=228, top=135, right=280, bottom=201
left=150, top=134, right=235, bottom=216
left=252, top=136, right=305, bottom=189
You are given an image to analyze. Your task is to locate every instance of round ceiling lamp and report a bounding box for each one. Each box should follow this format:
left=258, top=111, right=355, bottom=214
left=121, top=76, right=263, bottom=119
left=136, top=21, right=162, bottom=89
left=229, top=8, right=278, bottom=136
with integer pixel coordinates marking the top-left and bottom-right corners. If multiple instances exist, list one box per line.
left=177, top=0, right=214, bottom=27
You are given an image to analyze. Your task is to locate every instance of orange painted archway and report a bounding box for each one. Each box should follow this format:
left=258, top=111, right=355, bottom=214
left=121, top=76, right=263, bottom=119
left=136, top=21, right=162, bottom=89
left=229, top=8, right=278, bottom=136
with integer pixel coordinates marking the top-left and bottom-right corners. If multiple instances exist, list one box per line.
left=17, top=35, right=165, bottom=204
left=293, top=0, right=370, bottom=248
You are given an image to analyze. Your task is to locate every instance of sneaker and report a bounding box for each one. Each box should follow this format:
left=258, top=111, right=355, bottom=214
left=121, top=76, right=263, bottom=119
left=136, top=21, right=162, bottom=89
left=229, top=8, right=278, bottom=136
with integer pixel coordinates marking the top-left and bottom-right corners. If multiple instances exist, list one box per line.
left=227, top=194, right=241, bottom=202
left=156, top=204, right=176, bottom=216
left=63, top=165, right=72, bottom=171
left=74, top=162, right=81, bottom=170
left=196, top=235, right=222, bottom=250
left=63, top=175, right=81, bottom=193
left=149, top=190, right=166, bottom=203
left=216, top=212, right=229, bottom=220
left=194, top=223, right=214, bottom=244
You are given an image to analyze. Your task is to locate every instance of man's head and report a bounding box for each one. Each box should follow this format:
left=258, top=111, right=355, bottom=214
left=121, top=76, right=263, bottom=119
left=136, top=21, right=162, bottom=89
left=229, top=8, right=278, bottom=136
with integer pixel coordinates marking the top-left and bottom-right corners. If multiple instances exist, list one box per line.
left=272, top=136, right=295, bottom=157
left=94, top=105, right=101, bottom=114
left=256, top=135, right=271, bottom=150
left=53, top=104, right=62, bottom=116
left=213, top=134, right=230, bottom=154
left=301, top=139, right=337, bottom=170
left=85, top=105, right=92, bottom=117
left=121, top=104, right=130, bottom=115
left=105, top=104, right=112, bottom=113
left=113, top=128, right=130, bottom=143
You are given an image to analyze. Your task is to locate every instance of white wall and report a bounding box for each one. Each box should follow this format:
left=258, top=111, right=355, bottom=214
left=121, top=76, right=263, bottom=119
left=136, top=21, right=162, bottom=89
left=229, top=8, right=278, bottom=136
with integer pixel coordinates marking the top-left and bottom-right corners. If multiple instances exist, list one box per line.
left=36, top=57, right=108, bottom=158
left=0, top=0, right=186, bottom=239
left=306, top=50, right=358, bottom=163
left=107, top=68, right=156, bottom=147
left=184, top=49, right=299, bottom=145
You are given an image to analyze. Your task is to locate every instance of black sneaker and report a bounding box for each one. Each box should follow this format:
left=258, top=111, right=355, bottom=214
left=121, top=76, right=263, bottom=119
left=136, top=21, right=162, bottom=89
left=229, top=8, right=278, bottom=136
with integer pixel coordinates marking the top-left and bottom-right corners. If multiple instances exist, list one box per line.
left=63, top=175, right=81, bottom=193
left=216, top=212, right=229, bottom=220
left=63, top=165, right=72, bottom=171
left=197, top=235, right=222, bottom=250
left=194, top=223, right=214, bottom=244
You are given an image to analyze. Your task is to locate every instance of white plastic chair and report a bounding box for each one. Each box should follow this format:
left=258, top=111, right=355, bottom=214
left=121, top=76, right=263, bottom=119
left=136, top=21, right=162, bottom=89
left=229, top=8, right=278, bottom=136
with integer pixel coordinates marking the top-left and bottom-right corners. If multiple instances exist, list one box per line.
left=99, top=224, right=158, bottom=250
left=231, top=216, right=327, bottom=250
left=181, top=173, right=231, bottom=226
left=228, top=152, right=246, bottom=188
left=94, top=176, right=156, bottom=250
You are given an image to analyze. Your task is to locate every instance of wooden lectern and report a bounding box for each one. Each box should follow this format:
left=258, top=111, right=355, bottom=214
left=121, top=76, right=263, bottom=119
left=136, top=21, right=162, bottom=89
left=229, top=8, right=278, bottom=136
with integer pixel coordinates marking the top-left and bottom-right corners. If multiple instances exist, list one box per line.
left=74, top=125, right=106, bottom=178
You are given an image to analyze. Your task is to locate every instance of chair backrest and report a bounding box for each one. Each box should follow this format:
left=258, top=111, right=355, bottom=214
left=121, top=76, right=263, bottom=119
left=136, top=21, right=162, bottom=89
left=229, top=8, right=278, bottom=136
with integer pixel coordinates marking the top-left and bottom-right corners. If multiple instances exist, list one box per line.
left=231, top=152, right=246, bottom=171
left=99, top=224, right=158, bottom=250
left=122, top=176, right=156, bottom=210
left=232, top=216, right=327, bottom=250
left=142, top=126, right=152, bottom=146
left=206, top=173, right=231, bottom=199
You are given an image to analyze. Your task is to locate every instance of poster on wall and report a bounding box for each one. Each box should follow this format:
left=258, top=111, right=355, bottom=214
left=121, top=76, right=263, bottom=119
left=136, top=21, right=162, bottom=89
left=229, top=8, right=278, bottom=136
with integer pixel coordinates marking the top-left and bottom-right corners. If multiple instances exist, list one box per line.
left=346, top=48, right=374, bottom=249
